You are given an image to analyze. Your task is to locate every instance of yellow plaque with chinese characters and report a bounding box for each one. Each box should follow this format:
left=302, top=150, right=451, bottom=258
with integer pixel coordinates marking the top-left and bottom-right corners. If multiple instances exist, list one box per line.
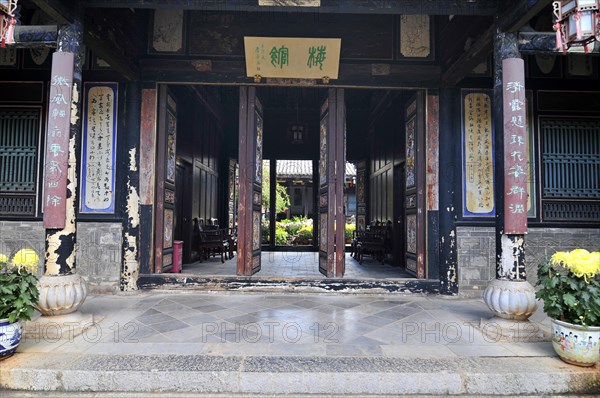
left=244, top=37, right=341, bottom=79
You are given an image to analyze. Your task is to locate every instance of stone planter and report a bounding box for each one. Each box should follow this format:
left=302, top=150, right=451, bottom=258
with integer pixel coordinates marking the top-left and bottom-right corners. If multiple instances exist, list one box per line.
left=550, top=318, right=600, bottom=367
left=0, top=319, right=22, bottom=359
left=35, top=273, right=88, bottom=316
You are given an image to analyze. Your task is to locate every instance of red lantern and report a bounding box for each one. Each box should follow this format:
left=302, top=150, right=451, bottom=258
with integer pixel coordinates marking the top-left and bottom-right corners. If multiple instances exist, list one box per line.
left=0, top=0, right=18, bottom=47
left=553, top=0, right=600, bottom=53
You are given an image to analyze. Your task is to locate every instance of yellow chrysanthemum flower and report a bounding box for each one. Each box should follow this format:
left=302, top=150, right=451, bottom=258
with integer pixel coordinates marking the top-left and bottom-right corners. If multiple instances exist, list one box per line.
left=551, top=249, right=599, bottom=282
left=550, top=251, right=571, bottom=267
left=0, top=253, right=8, bottom=264
left=11, top=248, right=39, bottom=274
left=590, top=252, right=600, bottom=273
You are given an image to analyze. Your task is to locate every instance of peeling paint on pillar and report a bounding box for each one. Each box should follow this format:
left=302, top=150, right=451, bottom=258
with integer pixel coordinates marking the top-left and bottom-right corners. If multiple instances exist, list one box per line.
left=129, top=148, right=138, bottom=173
left=121, top=145, right=140, bottom=291
left=120, top=80, right=142, bottom=291
left=499, top=234, right=526, bottom=280
left=45, top=134, right=78, bottom=276
left=122, top=231, right=139, bottom=291
left=446, top=229, right=457, bottom=286
left=70, top=83, right=80, bottom=125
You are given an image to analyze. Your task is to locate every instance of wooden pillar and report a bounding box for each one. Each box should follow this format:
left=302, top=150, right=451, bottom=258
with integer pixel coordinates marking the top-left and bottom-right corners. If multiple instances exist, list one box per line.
left=139, top=86, right=158, bottom=274
left=493, top=32, right=528, bottom=282
left=438, top=88, right=459, bottom=294
left=37, top=21, right=90, bottom=317
left=481, top=30, right=538, bottom=327
left=121, top=82, right=141, bottom=291
left=43, top=21, right=84, bottom=278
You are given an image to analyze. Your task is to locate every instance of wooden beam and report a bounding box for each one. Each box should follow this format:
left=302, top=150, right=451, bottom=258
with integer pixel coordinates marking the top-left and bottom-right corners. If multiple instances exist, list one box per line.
left=80, top=0, right=500, bottom=15
left=85, top=31, right=139, bottom=80
left=83, top=10, right=143, bottom=80
left=441, top=24, right=494, bottom=87
left=498, top=0, right=554, bottom=33
left=140, top=58, right=441, bottom=88
left=441, top=0, right=554, bottom=86
left=29, top=0, right=75, bottom=24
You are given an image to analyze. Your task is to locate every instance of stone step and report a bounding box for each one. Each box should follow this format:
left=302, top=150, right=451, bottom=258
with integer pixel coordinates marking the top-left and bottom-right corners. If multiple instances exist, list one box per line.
left=2, top=353, right=599, bottom=396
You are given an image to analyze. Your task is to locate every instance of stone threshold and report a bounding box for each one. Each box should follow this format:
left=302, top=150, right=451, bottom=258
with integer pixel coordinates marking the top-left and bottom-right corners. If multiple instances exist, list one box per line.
left=137, top=274, right=442, bottom=294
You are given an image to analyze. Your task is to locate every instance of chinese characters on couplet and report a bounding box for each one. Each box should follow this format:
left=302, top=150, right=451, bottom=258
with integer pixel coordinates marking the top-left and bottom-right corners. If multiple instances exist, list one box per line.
left=82, top=85, right=116, bottom=212
left=43, top=52, right=74, bottom=229
left=503, top=59, right=528, bottom=234
left=464, top=92, right=494, bottom=214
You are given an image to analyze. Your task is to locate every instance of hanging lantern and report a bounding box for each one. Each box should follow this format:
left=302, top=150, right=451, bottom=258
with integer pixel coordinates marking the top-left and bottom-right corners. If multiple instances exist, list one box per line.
left=553, top=0, right=600, bottom=53
left=287, top=124, right=306, bottom=145
left=0, top=0, right=18, bottom=48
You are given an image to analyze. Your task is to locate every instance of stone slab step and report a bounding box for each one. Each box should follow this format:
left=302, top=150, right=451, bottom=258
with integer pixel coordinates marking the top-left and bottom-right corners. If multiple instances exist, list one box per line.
left=2, top=354, right=599, bottom=396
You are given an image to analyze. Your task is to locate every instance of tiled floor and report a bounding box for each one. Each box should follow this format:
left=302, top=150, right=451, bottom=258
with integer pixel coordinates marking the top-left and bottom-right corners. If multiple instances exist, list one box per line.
left=182, top=251, right=412, bottom=279
left=18, top=292, right=553, bottom=358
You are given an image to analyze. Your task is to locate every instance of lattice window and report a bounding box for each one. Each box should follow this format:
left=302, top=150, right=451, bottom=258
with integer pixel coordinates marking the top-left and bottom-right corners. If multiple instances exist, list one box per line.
left=541, top=119, right=600, bottom=199
left=0, top=108, right=40, bottom=217
left=543, top=201, right=600, bottom=221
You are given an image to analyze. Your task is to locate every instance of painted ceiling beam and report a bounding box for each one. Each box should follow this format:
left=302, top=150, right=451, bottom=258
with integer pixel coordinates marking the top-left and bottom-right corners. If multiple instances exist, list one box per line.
left=441, top=0, right=554, bottom=86
left=9, top=25, right=58, bottom=48
left=79, top=0, right=500, bottom=15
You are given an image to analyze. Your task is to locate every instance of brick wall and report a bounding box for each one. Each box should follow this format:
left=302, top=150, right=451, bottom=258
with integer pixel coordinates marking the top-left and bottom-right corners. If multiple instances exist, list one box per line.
left=0, top=221, right=122, bottom=293
left=76, top=222, right=122, bottom=293
left=0, top=221, right=45, bottom=277
left=457, top=226, right=600, bottom=298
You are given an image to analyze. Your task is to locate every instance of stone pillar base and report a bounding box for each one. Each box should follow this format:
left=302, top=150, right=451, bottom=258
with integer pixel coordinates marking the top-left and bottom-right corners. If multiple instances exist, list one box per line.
left=36, top=273, right=88, bottom=316
left=478, top=317, right=550, bottom=343
left=483, top=279, right=538, bottom=320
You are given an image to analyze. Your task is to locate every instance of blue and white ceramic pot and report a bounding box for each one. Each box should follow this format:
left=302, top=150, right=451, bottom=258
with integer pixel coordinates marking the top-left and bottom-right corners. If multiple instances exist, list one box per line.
left=551, top=318, right=600, bottom=367
left=0, top=318, right=22, bottom=359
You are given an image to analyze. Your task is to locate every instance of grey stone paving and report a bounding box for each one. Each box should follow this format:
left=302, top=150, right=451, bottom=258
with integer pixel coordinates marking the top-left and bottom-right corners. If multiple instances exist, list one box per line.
left=2, top=291, right=599, bottom=395
left=14, top=292, right=556, bottom=357
left=181, top=252, right=411, bottom=279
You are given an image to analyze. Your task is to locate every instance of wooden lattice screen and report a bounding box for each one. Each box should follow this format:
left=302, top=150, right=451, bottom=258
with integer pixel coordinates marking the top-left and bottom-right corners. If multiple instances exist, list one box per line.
left=541, top=118, right=600, bottom=221
left=0, top=108, right=40, bottom=217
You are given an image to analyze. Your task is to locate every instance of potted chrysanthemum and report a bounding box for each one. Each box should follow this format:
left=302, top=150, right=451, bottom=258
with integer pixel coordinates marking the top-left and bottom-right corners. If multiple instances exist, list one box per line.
left=0, top=249, right=40, bottom=359
left=536, top=249, right=600, bottom=367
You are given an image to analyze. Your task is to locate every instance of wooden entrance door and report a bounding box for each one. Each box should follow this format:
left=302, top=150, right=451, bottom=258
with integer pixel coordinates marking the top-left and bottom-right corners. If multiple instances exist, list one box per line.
left=175, top=160, right=193, bottom=264
left=237, top=87, right=263, bottom=276
left=154, top=86, right=177, bottom=272
left=404, top=92, right=426, bottom=278
left=393, top=163, right=405, bottom=267
left=318, top=88, right=346, bottom=278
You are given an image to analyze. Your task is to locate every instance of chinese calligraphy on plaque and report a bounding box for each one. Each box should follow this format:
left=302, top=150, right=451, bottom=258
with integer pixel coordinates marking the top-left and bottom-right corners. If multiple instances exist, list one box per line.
left=81, top=83, right=118, bottom=213
left=43, top=52, right=74, bottom=229
left=244, top=37, right=341, bottom=79
left=503, top=58, right=528, bottom=234
left=462, top=91, right=495, bottom=216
